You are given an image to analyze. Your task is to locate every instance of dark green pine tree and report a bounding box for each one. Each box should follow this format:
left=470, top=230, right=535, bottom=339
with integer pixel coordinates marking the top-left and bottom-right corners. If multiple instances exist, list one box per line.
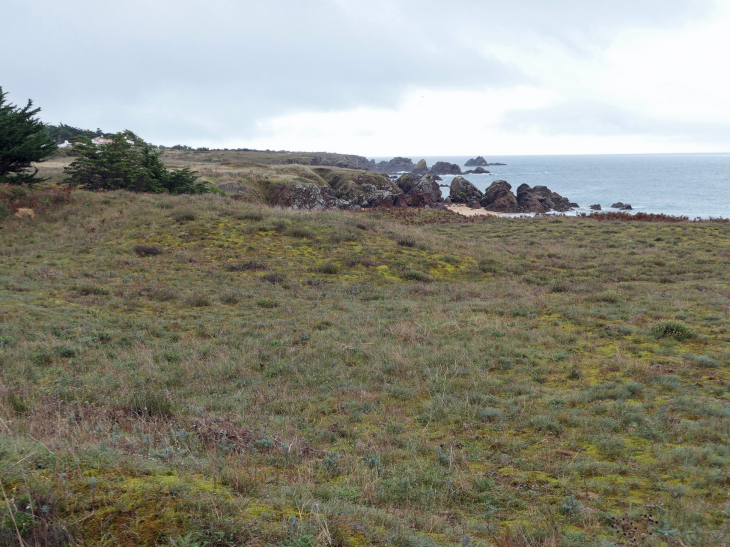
left=64, top=130, right=155, bottom=192
left=0, top=87, right=58, bottom=184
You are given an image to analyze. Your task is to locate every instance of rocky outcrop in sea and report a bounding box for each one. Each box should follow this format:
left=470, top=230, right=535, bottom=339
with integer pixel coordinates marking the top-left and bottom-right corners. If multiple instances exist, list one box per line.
left=465, top=156, right=506, bottom=167
left=430, top=162, right=462, bottom=175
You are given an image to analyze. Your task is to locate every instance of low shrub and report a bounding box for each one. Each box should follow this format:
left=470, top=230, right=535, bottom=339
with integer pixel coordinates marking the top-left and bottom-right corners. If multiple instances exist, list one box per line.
left=287, top=227, right=314, bottom=239
left=261, top=272, right=285, bottom=284
left=173, top=210, right=196, bottom=222
left=225, top=260, right=266, bottom=272
left=396, top=236, right=416, bottom=248
left=185, top=293, right=211, bottom=307
left=133, top=244, right=163, bottom=257
left=220, top=291, right=241, bottom=304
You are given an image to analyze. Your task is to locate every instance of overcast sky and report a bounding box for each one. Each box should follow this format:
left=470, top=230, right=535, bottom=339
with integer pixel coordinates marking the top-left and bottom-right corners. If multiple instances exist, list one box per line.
left=3, top=0, right=730, bottom=155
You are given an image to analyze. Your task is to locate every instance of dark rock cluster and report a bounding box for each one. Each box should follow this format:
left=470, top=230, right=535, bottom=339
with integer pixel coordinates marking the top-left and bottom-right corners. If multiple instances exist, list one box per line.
left=269, top=173, right=445, bottom=211
left=448, top=179, right=578, bottom=214
left=370, top=157, right=416, bottom=174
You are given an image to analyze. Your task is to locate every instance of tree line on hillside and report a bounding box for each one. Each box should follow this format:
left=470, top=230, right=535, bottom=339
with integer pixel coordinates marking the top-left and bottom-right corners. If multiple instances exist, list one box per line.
left=0, top=86, right=216, bottom=194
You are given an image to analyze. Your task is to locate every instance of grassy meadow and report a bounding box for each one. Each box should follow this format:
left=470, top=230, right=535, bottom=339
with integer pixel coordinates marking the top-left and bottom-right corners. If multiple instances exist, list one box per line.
left=1, top=189, right=729, bottom=546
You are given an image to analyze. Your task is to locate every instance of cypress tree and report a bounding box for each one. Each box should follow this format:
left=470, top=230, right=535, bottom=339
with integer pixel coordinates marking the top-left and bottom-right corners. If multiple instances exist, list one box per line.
left=0, top=87, right=58, bottom=185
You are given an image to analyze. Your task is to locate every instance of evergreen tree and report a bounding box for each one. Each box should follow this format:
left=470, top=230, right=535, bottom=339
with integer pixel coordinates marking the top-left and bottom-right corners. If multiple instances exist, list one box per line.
left=65, top=130, right=217, bottom=194
left=0, top=87, right=58, bottom=185
left=64, top=131, right=154, bottom=191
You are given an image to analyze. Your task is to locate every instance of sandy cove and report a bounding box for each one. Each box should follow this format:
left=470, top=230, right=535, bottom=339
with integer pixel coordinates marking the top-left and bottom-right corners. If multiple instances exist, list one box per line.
left=445, top=204, right=501, bottom=217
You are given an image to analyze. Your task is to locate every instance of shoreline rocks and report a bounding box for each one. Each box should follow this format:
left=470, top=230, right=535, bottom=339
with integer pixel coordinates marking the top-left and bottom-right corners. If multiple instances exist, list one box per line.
left=449, top=176, right=483, bottom=208
left=480, top=180, right=519, bottom=212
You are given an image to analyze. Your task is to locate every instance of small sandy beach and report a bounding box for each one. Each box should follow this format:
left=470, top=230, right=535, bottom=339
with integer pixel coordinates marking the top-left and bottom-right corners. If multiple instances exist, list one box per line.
left=445, top=204, right=501, bottom=217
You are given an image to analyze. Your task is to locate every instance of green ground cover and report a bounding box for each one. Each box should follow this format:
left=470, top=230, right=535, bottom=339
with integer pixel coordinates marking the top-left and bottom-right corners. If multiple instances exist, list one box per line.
left=1, top=191, right=729, bottom=546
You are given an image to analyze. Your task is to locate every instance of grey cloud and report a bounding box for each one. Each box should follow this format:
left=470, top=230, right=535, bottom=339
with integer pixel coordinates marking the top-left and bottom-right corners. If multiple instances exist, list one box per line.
left=1, top=1, right=523, bottom=144
left=501, top=101, right=730, bottom=141
left=0, top=0, right=717, bottom=145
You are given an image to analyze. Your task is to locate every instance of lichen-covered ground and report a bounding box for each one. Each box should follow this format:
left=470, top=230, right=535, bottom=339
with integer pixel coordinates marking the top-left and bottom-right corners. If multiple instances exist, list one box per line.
left=1, top=191, right=729, bottom=546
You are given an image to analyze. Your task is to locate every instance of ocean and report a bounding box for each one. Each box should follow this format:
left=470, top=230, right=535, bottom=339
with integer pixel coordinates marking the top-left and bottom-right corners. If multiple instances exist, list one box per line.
left=372, top=153, right=730, bottom=218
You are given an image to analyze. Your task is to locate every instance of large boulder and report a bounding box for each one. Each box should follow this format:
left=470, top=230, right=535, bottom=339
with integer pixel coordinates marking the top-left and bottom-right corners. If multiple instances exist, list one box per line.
left=516, top=184, right=575, bottom=213
left=396, top=174, right=442, bottom=206
left=480, top=180, right=519, bottom=212
left=465, top=156, right=488, bottom=167
left=430, top=162, right=462, bottom=175
left=450, top=176, right=483, bottom=205
left=411, top=159, right=429, bottom=175
left=372, top=157, right=416, bottom=174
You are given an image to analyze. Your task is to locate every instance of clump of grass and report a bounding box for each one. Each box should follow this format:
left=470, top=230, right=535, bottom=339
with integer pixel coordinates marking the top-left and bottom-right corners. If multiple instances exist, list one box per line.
left=396, top=236, right=416, bottom=248
left=173, top=210, right=196, bottom=222
left=220, top=290, right=241, bottom=304
left=5, top=392, right=30, bottom=415
left=329, top=228, right=359, bottom=243
left=287, top=227, right=314, bottom=239
left=316, top=262, right=340, bottom=275
left=261, top=272, right=285, bottom=284
left=133, top=245, right=163, bottom=257
left=185, top=293, right=211, bottom=307
left=593, top=291, right=622, bottom=303
left=225, top=260, right=266, bottom=272
left=75, top=283, right=110, bottom=296
left=653, top=321, right=693, bottom=341
left=128, top=391, right=174, bottom=418
left=257, top=299, right=278, bottom=308
left=477, top=407, right=502, bottom=422
left=145, top=286, right=178, bottom=302
left=402, top=270, right=431, bottom=282
left=478, top=258, right=502, bottom=273
left=236, top=211, right=264, bottom=221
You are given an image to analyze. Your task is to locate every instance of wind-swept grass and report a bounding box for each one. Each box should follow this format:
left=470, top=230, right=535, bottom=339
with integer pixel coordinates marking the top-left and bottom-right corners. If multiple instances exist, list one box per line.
left=1, top=190, right=729, bottom=546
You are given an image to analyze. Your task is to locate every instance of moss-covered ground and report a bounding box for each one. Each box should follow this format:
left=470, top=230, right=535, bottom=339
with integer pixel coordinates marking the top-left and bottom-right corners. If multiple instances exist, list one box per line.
left=1, top=191, right=729, bottom=546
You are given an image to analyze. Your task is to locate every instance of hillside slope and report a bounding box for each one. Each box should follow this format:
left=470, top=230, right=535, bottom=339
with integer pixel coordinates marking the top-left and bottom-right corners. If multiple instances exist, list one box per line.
left=1, top=191, right=729, bottom=546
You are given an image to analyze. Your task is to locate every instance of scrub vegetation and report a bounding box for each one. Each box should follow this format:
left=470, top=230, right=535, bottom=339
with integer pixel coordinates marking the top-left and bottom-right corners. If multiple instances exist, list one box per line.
left=1, top=190, right=729, bottom=546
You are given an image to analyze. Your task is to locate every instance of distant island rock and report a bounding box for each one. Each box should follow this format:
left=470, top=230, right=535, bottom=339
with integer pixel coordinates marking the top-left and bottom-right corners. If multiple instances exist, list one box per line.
left=590, top=204, right=601, bottom=210
left=465, top=156, right=506, bottom=167
left=611, top=202, right=633, bottom=210
left=430, top=162, right=462, bottom=175
left=463, top=167, right=491, bottom=174
left=465, top=156, right=488, bottom=167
